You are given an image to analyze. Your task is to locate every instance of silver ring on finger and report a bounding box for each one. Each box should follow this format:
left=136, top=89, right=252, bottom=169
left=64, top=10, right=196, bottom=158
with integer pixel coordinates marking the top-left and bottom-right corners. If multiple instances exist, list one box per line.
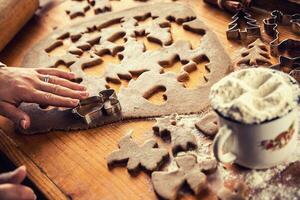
left=43, top=75, right=50, bottom=83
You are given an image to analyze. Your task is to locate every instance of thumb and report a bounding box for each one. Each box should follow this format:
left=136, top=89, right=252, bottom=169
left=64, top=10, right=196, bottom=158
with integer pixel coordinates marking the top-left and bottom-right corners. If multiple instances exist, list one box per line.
left=0, top=183, right=36, bottom=200
left=0, top=102, right=30, bottom=129
left=0, top=166, right=27, bottom=184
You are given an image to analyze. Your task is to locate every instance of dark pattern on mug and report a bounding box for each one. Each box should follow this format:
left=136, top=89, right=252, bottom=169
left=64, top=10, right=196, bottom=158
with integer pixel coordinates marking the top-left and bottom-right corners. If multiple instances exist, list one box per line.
left=260, top=122, right=295, bottom=151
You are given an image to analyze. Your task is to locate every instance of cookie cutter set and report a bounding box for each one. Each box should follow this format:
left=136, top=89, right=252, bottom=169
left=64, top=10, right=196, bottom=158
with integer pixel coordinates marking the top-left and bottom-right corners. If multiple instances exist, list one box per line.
left=263, top=11, right=300, bottom=81
left=263, top=10, right=300, bottom=57
left=226, top=8, right=300, bottom=82
left=72, top=89, right=122, bottom=124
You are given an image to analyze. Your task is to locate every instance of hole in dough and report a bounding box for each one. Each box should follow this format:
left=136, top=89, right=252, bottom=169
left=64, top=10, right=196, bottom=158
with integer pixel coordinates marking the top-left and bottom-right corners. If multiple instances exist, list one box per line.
left=136, top=36, right=162, bottom=51
left=135, top=12, right=153, bottom=26
left=46, top=39, right=72, bottom=57
left=105, top=70, right=147, bottom=93
left=56, top=64, right=71, bottom=72
left=130, top=70, right=148, bottom=80
left=170, top=22, right=203, bottom=49
left=160, top=56, right=183, bottom=74
left=106, top=78, right=129, bottom=93
left=109, top=32, right=126, bottom=43
left=143, top=85, right=167, bottom=105
left=98, top=18, right=123, bottom=30
left=183, top=56, right=210, bottom=89
left=114, top=37, right=126, bottom=45
left=83, top=54, right=120, bottom=76
left=159, top=55, right=210, bottom=89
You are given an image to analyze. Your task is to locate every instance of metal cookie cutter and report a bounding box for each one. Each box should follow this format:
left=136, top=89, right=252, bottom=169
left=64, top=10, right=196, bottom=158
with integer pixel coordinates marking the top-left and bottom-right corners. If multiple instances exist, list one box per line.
left=226, top=10, right=260, bottom=42
left=72, top=89, right=122, bottom=125
left=271, top=56, right=300, bottom=83
left=291, top=16, right=300, bottom=35
left=263, top=10, right=300, bottom=56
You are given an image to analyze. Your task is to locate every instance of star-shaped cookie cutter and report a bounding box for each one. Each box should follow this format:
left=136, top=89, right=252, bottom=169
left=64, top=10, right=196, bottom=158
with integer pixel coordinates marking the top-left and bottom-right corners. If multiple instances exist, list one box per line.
left=72, top=89, right=122, bottom=124
left=271, top=56, right=300, bottom=83
left=226, top=10, right=261, bottom=42
left=263, top=10, right=300, bottom=56
left=291, top=16, right=300, bottom=35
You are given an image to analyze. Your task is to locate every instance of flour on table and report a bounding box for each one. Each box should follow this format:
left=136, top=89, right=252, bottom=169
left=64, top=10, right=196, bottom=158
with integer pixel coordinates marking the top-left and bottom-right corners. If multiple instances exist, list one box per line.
left=155, top=109, right=300, bottom=199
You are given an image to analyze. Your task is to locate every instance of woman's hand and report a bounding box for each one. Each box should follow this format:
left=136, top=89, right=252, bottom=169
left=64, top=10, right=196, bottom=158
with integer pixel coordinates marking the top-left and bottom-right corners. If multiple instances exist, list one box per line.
left=0, top=67, right=88, bottom=129
left=0, top=166, right=36, bottom=200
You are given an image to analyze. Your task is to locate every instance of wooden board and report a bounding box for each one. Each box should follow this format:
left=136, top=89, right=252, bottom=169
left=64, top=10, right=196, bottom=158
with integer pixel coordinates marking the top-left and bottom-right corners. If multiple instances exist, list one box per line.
left=0, top=0, right=299, bottom=200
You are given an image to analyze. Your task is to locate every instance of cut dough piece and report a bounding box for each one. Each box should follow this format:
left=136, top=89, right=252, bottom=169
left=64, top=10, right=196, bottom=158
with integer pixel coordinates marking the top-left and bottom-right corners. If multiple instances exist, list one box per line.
left=233, top=38, right=271, bottom=71
left=195, top=111, right=219, bottom=137
left=107, top=131, right=169, bottom=174
left=152, top=154, right=217, bottom=200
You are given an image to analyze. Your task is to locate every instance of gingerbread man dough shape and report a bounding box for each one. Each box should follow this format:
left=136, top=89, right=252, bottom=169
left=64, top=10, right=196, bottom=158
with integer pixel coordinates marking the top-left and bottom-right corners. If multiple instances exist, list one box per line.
left=152, top=154, right=218, bottom=200
left=107, top=131, right=169, bottom=174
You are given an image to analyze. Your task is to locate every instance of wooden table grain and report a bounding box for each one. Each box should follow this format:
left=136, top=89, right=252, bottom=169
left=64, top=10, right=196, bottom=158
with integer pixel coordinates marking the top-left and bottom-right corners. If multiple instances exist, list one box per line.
left=0, top=0, right=299, bottom=199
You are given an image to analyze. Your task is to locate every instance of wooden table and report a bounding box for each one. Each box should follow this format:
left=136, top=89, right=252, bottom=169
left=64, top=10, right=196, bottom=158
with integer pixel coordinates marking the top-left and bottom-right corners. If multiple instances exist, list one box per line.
left=0, top=0, right=299, bottom=199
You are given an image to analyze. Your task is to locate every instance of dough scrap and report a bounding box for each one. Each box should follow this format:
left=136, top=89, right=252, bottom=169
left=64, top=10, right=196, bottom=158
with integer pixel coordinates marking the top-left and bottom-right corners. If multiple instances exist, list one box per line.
left=107, top=131, right=169, bottom=174
left=152, top=154, right=217, bottom=200
left=195, top=111, right=219, bottom=137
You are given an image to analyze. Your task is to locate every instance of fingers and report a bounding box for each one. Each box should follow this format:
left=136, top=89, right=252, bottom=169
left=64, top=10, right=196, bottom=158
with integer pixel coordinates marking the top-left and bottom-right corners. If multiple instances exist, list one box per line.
left=26, top=91, right=79, bottom=108
left=0, top=102, right=30, bottom=129
left=0, top=184, right=36, bottom=200
left=38, top=82, right=89, bottom=100
left=36, top=68, right=76, bottom=80
left=0, top=166, right=27, bottom=184
left=38, top=75, right=86, bottom=91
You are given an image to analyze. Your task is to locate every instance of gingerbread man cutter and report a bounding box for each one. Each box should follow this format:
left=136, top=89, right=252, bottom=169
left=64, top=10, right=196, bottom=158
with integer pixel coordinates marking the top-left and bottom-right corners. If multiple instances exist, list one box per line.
left=72, top=89, right=121, bottom=124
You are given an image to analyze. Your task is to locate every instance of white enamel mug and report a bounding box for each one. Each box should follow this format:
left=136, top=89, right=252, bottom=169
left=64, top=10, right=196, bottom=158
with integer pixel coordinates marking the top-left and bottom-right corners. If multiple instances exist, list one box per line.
left=212, top=108, right=298, bottom=169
